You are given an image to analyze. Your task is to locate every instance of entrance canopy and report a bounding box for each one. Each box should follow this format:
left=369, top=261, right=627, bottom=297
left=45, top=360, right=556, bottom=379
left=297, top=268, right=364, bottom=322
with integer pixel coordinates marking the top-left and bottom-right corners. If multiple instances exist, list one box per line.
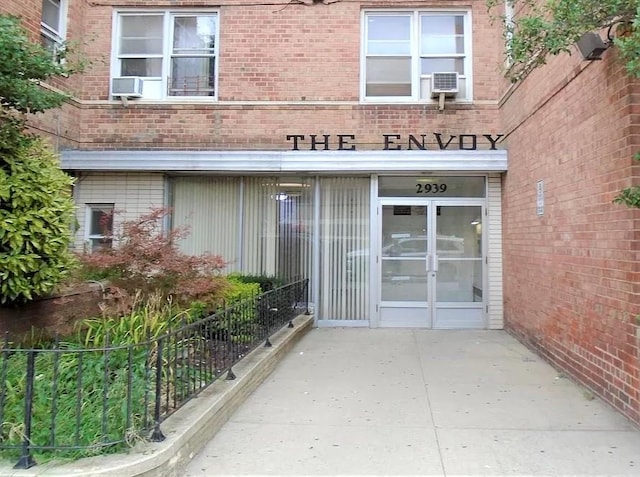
left=61, top=150, right=508, bottom=173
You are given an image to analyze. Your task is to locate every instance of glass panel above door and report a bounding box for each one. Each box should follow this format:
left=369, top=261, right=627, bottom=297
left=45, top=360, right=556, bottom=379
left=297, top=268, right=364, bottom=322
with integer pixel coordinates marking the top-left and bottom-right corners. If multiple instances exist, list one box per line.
left=378, top=176, right=485, bottom=198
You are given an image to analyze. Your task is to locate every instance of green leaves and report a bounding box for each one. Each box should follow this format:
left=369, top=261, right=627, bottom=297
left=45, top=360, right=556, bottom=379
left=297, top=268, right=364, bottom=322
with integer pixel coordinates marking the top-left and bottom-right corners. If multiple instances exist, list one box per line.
left=488, top=0, right=640, bottom=82
left=613, top=186, right=640, bottom=208
left=0, top=14, right=83, bottom=303
left=615, top=7, right=640, bottom=77
left=613, top=151, right=640, bottom=208
left=0, top=137, right=76, bottom=303
left=0, top=15, right=71, bottom=114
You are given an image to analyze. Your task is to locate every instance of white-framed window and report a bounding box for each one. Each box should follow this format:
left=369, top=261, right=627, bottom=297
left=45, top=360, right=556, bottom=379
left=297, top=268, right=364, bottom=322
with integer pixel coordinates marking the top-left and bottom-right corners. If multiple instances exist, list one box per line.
left=112, top=10, right=219, bottom=100
left=361, top=10, right=472, bottom=102
left=504, top=1, right=515, bottom=66
left=41, top=0, right=67, bottom=58
left=85, top=204, right=114, bottom=252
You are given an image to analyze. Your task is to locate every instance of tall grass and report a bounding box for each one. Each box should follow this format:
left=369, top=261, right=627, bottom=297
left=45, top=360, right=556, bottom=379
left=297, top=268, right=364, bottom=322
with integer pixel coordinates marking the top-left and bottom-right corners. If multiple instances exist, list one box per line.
left=0, top=296, right=193, bottom=462
left=79, top=292, right=189, bottom=347
left=0, top=343, right=152, bottom=461
left=0, top=279, right=269, bottom=463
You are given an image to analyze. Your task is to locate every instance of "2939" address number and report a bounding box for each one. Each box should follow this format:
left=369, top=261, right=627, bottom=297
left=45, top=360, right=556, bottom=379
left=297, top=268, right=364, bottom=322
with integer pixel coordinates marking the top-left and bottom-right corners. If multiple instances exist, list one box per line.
left=416, top=183, right=447, bottom=194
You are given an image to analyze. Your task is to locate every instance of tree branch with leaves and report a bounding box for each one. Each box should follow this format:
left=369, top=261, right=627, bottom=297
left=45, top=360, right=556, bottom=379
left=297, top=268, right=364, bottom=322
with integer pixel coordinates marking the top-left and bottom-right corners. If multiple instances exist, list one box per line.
left=0, top=15, right=83, bottom=303
left=487, top=0, right=640, bottom=209
left=487, top=0, right=639, bottom=82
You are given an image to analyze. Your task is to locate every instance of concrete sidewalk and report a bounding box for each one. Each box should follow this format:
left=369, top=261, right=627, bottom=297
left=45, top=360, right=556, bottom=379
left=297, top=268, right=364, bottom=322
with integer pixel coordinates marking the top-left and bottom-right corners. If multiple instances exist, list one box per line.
left=184, top=328, right=640, bottom=476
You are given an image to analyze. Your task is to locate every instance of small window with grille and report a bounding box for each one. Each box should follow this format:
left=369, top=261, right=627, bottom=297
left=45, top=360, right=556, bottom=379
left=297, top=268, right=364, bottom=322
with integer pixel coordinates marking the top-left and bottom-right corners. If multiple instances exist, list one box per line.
left=113, top=11, right=218, bottom=100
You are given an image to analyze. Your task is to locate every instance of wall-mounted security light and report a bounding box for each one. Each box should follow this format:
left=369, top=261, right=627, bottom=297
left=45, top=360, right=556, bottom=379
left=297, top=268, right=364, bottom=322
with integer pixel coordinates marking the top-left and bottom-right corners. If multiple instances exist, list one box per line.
left=576, top=32, right=609, bottom=60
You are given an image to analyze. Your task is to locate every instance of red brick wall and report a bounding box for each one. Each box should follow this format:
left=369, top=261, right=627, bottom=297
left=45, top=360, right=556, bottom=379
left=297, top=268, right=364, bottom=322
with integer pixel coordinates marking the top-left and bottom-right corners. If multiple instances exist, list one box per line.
left=2, top=0, right=503, bottom=150
left=69, top=104, right=500, bottom=150
left=501, top=45, right=640, bottom=424
left=0, top=283, right=105, bottom=340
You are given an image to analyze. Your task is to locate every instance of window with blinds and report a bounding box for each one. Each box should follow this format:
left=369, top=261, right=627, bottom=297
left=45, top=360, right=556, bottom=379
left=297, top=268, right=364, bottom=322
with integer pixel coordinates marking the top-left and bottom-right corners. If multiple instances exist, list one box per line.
left=172, top=176, right=370, bottom=320
left=172, top=176, right=314, bottom=281
left=319, top=177, right=371, bottom=321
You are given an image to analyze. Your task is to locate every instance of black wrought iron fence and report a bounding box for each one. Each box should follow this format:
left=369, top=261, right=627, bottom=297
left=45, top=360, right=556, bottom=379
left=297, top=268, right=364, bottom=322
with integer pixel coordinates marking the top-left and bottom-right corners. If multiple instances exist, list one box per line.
left=0, top=279, right=309, bottom=469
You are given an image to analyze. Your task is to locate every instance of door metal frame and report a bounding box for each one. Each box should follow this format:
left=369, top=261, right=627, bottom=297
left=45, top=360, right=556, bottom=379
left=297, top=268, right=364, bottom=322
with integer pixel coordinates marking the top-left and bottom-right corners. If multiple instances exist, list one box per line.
left=373, top=196, right=487, bottom=328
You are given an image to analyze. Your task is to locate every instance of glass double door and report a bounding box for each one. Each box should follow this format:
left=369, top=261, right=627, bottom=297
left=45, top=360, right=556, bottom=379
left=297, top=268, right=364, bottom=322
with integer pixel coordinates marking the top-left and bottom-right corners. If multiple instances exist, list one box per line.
left=378, top=198, right=485, bottom=328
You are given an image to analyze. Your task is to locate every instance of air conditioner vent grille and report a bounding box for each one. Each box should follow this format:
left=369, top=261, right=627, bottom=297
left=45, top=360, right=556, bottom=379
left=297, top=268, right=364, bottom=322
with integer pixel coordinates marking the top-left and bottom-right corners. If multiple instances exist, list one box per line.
left=431, top=72, right=459, bottom=93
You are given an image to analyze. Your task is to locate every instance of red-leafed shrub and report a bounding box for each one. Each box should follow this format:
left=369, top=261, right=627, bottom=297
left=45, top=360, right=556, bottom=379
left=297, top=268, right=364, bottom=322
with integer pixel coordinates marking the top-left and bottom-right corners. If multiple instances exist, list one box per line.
left=77, top=208, right=229, bottom=309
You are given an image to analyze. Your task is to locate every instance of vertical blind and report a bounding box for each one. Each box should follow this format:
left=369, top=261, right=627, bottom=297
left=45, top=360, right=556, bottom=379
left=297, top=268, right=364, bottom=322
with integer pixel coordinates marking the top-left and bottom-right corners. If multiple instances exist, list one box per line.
left=172, top=176, right=369, bottom=319
left=172, top=177, right=241, bottom=270
left=319, top=177, right=370, bottom=320
left=242, top=178, right=278, bottom=275
left=173, top=176, right=315, bottom=281
left=274, top=180, right=314, bottom=283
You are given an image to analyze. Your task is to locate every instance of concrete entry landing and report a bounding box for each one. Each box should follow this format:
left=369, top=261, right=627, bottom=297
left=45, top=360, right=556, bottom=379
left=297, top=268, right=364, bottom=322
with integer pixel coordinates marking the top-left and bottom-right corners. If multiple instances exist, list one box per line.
left=184, top=328, right=640, bottom=476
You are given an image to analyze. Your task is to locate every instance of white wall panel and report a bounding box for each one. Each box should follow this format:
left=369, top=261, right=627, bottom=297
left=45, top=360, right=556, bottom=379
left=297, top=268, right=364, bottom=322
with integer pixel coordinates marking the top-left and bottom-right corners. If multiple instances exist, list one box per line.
left=487, top=173, right=504, bottom=329
left=73, top=172, right=165, bottom=251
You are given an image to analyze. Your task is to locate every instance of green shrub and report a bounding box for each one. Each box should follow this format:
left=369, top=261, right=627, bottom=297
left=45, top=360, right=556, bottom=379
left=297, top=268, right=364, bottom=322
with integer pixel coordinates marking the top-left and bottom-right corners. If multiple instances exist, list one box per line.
left=223, top=277, right=262, bottom=303
left=226, top=273, right=287, bottom=292
left=0, top=137, right=77, bottom=303
left=0, top=14, right=83, bottom=304
left=202, top=278, right=261, bottom=344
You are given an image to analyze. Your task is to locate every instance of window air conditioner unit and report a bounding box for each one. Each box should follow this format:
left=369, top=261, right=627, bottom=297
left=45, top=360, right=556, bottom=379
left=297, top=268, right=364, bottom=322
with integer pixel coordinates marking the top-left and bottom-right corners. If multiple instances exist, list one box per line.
left=111, top=77, right=143, bottom=98
left=430, top=72, right=459, bottom=98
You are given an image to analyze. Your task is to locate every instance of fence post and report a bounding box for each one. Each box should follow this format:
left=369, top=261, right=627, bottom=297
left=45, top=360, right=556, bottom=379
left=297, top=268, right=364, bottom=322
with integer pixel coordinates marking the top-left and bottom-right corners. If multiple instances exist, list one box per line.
left=263, top=292, right=273, bottom=347
left=286, top=282, right=295, bottom=328
left=101, top=333, right=111, bottom=445
left=225, top=305, right=236, bottom=380
left=150, top=338, right=165, bottom=442
left=0, top=333, right=10, bottom=438
left=305, top=279, right=311, bottom=315
left=14, top=350, right=36, bottom=469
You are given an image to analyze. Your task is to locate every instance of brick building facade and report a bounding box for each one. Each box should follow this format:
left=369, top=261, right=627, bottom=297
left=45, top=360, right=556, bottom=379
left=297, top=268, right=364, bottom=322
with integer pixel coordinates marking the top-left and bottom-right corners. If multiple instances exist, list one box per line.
left=500, top=47, right=640, bottom=423
left=1, top=1, right=638, bottom=423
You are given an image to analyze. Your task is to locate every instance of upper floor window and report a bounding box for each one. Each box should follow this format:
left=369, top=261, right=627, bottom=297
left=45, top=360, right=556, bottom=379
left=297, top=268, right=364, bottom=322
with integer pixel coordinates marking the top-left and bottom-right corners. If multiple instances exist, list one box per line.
left=362, top=10, right=472, bottom=102
left=112, top=11, right=218, bottom=100
left=41, top=0, right=66, bottom=58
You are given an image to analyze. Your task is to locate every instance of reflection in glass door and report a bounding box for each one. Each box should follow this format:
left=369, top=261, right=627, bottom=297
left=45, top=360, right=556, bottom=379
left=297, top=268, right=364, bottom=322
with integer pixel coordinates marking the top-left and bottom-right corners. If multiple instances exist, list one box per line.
left=433, top=203, right=484, bottom=328
left=378, top=199, right=485, bottom=328
left=379, top=201, right=431, bottom=327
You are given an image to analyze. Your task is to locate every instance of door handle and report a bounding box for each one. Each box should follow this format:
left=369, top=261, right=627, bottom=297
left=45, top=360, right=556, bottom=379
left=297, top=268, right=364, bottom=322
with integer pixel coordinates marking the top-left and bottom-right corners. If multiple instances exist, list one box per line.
left=426, top=254, right=431, bottom=272
left=433, top=255, right=439, bottom=272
